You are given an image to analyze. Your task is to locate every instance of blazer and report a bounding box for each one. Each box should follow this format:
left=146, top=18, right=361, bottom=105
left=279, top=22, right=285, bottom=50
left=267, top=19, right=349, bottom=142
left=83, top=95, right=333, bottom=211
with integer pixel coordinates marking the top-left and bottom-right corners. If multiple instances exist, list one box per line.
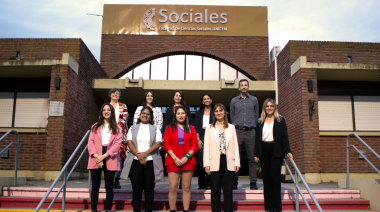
left=120, top=124, right=164, bottom=182
left=203, top=123, right=240, bottom=172
left=87, top=124, right=123, bottom=171
left=163, top=125, right=198, bottom=167
left=254, top=116, right=292, bottom=159
left=164, top=105, right=191, bottom=128
left=194, top=108, right=213, bottom=142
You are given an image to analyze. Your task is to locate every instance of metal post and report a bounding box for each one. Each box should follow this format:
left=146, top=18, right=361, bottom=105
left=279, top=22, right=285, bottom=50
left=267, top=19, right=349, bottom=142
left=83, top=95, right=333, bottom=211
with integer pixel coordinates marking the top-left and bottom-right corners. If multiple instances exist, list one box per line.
left=295, top=171, right=299, bottom=212
left=274, top=56, right=279, bottom=105
left=15, top=132, right=19, bottom=187
left=62, top=168, right=67, bottom=212
left=346, top=135, right=350, bottom=189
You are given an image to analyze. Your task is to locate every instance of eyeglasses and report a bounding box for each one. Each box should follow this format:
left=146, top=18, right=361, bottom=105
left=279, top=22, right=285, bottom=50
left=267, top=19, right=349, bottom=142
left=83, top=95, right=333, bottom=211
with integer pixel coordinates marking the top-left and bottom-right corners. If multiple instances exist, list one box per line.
left=141, top=112, right=151, bottom=116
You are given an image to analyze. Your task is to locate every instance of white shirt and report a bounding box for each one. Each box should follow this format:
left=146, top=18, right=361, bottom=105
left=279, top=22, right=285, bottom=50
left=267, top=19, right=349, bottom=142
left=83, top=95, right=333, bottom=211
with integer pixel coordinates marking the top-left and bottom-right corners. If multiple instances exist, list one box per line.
left=262, top=121, right=274, bottom=142
left=126, top=123, right=162, bottom=161
left=202, top=115, right=210, bottom=129
left=101, top=124, right=112, bottom=146
left=115, top=103, right=120, bottom=123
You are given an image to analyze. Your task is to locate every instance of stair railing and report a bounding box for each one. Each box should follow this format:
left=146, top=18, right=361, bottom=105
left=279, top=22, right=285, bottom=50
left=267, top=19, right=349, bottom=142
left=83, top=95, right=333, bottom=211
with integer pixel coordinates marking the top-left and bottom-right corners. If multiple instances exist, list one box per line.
left=346, top=133, right=380, bottom=189
left=34, top=130, right=90, bottom=212
left=0, top=129, right=20, bottom=187
left=283, top=158, right=323, bottom=212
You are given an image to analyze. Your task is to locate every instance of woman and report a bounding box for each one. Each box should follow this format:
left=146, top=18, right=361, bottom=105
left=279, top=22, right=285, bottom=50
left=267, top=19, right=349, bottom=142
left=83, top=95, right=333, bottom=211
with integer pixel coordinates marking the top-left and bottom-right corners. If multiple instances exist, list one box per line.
left=194, top=93, right=214, bottom=189
left=254, top=98, right=293, bottom=212
left=109, top=88, right=129, bottom=189
left=204, top=103, right=240, bottom=212
left=133, top=91, right=163, bottom=130
left=87, top=103, right=123, bottom=212
left=120, top=106, right=164, bottom=212
left=165, top=90, right=190, bottom=128
left=164, top=106, right=198, bottom=212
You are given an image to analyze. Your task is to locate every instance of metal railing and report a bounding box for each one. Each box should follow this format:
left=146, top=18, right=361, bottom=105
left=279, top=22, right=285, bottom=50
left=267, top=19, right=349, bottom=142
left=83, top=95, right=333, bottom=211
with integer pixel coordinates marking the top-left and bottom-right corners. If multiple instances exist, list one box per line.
left=346, top=133, right=380, bottom=189
left=0, top=129, right=20, bottom=187
left=283, top=158, right=323, bottom=212
left=34, top=130, right=90, bottom=212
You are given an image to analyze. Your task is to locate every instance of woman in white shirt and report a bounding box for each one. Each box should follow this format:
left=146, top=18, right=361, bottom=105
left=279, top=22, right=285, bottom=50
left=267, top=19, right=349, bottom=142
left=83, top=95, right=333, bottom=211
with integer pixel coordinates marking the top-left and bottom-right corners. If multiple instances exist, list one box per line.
left=204, top=103, right=240, bottom=212
left=254, top=98, right=293, bottom=212
left=133, top=91, right=163, bottom=130
left=120, top=106, right=164, bottom=212
left=194, top=93, right=214, bottom=189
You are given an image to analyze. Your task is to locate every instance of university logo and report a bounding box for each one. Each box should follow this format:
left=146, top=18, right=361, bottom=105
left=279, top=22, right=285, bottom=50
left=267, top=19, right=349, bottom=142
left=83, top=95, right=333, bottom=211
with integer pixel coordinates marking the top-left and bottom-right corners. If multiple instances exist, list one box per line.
left=143, top=8, right=155, bottom=30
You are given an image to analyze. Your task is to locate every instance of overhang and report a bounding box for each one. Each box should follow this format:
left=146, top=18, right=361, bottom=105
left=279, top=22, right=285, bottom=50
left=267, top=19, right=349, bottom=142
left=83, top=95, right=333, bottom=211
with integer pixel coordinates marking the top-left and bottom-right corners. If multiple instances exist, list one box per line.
left=291, top=56, right=380, bottom=81
left=93, top=78, right=275, bottom=106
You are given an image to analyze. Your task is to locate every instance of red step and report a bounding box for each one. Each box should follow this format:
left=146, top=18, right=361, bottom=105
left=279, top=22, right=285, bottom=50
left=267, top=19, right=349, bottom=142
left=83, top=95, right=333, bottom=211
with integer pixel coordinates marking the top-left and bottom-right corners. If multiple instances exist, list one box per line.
left=0, top=197, right=371, bottom=211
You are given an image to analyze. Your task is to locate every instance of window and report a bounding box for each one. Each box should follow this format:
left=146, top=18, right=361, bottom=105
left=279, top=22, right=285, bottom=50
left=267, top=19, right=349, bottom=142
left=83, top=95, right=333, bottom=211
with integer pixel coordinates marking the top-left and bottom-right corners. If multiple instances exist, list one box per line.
left=203, top=57, right=219, bottom=80
left=168, top=55, right=185, bottom=80
left=353, top=96, right=380, bottom=131
left=0, top=92, right=14, bottom=127
left=133, top=61, right=150, bottom=79
left=186, top=55, right=202, bottom=80
left=151, top=57, right=167, bottom=80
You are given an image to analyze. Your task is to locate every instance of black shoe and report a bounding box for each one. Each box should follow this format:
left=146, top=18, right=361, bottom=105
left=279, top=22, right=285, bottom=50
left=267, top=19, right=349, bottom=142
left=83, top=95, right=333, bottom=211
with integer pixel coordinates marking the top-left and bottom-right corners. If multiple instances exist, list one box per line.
left=250, top=182, right=258, bottom=190
left=198, top=186, right=205, bottom=189
left=114, top=178, right=121, bottom=189
left=232, top=185, right=238, bottom=190
left=205, top=182, right=210, bottom=189
left=170, top=210, right=176, bottom=212
left=183, top=210, right=188, bottom=212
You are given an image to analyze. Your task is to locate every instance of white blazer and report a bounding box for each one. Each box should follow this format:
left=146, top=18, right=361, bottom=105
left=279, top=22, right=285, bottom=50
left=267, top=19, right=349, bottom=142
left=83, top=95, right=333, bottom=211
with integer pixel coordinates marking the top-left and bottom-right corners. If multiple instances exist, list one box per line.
left=203, top=123, right=240, bottom=172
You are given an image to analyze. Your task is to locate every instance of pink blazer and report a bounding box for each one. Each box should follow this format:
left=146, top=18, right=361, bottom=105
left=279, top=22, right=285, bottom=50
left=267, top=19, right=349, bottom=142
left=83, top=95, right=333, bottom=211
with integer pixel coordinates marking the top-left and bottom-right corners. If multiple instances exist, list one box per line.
left=87, top=124, right=123, bottom=171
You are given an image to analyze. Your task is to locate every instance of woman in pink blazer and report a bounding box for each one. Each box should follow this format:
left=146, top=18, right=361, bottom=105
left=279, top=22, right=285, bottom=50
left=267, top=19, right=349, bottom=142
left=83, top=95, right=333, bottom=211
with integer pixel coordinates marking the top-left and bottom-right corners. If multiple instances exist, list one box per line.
left=88, top=103, right=123, bottom=212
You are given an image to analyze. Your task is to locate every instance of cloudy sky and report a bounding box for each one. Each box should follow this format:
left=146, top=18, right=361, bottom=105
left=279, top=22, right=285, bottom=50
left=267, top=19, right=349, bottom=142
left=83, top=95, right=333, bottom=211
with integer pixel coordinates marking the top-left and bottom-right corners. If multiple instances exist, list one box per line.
left=1, top=0, right=379, bottom=62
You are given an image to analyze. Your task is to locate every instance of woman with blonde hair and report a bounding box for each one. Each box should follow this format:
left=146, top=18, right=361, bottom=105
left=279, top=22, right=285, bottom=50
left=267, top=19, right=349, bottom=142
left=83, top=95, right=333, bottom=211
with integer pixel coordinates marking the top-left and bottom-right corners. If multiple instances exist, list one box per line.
left=204, top=103, right=240, bottom=212
left=254, top=98, right=293, bottom=212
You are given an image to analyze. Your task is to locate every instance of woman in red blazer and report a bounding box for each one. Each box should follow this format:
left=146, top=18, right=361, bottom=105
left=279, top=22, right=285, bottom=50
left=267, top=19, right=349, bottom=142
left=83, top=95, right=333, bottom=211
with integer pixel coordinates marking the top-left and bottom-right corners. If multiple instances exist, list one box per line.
left=164, top=105, right=198, bottom=212
left=88, top=103, right=123, bottom=212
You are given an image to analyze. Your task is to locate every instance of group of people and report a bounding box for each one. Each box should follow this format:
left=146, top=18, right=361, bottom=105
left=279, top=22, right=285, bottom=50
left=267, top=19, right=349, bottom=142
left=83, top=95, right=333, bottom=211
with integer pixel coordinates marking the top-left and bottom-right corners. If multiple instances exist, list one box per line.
left=87, top=79, right=293, bottom=212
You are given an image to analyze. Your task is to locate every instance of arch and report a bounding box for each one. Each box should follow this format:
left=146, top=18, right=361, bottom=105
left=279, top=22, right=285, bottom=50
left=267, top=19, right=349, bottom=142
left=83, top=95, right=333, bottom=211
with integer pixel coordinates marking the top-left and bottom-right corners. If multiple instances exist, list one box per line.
left=111, top=50, right=259, bottom=80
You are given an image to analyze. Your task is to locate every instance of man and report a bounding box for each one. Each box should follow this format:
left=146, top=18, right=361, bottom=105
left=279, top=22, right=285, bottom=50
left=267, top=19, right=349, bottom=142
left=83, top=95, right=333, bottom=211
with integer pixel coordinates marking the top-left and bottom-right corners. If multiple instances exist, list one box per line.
left=230, top=79, right=259, bottom=190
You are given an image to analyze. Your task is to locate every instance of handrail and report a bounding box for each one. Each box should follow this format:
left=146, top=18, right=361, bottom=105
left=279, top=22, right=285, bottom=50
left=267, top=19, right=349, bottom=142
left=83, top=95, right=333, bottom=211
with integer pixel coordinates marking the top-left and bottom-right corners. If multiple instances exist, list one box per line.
left=283, top=158, right=323, bottom=212
left=0, top=129, right=20, bottom=187
left=34, top=130, right=90, bottom=212
left=346, top=133, right=380, bottom=189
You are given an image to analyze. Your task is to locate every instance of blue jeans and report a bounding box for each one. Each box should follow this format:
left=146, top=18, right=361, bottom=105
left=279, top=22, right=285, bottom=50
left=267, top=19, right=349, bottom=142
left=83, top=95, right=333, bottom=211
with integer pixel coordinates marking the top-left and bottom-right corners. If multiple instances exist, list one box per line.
left=114, top=158, right=124, bottom=179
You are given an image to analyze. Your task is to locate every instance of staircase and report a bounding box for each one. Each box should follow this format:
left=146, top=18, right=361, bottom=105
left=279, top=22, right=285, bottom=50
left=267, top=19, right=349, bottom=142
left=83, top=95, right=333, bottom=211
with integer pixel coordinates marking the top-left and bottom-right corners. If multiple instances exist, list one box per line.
left=0, top=186, right=376, bottom=211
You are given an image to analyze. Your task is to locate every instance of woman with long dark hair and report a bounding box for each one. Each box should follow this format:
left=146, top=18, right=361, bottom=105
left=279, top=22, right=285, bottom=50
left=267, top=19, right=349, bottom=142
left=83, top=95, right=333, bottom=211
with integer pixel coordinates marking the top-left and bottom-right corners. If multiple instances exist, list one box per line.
left=164, top=105, right=198, bottom=212
left=254, top=98, right=293, bottom=212
left=164, top=90, right=190, bottom=128
left=108, top=88, right=129, bottom=188
left=194, top=93, right=214, bottom=189
left=121, top=106, right=164, bottom=212
left=204, top=103, right=240, bottom=212
left=88, top=103, right=123, bottom=212
left=133, top=91, right=163, bottom=130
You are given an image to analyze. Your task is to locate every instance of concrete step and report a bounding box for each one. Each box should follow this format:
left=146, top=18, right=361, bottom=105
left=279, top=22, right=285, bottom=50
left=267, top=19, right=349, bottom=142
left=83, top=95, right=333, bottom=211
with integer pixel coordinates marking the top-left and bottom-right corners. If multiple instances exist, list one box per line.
left=2, top=187, right=361, bottom=200
left=0, top=210, right=378, bottom=212
left=0, top=197, right=371, bottom=211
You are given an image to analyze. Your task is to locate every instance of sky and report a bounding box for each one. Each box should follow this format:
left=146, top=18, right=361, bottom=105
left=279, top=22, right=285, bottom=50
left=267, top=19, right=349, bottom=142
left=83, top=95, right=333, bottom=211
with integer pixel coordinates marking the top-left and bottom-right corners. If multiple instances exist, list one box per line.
left=1, top=0, right=379, bottom=62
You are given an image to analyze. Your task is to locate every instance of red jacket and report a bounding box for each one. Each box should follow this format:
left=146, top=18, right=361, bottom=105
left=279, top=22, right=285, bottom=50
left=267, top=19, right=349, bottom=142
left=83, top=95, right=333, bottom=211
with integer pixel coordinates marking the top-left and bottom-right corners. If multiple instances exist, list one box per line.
left=164, top=125, right=198, bottom=167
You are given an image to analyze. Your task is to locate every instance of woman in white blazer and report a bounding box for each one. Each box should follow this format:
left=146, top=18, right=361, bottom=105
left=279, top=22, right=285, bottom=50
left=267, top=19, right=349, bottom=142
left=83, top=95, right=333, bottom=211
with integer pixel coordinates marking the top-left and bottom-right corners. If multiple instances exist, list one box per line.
left=204, top=103, right=240, bottom=212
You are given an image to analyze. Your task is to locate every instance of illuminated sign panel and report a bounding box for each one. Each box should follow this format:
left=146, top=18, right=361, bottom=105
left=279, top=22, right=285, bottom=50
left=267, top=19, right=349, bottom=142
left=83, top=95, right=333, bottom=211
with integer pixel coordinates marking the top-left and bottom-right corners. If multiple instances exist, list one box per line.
left=102, top=5, right=268, bottom=37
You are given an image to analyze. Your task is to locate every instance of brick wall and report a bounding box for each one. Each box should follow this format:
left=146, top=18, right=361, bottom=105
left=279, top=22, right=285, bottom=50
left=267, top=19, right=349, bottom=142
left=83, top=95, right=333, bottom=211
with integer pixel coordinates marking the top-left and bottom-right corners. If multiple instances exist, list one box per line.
left=0, top=39, right=107, bottom=173
left=321, top=136, right=380, bottom=173
left=100, top=35, right=269, bottom=80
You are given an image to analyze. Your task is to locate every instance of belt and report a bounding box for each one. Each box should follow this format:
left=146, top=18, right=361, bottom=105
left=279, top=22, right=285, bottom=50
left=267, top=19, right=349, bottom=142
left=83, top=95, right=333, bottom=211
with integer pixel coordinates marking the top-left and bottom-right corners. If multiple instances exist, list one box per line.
left=235, top=126, right=255, bottom=131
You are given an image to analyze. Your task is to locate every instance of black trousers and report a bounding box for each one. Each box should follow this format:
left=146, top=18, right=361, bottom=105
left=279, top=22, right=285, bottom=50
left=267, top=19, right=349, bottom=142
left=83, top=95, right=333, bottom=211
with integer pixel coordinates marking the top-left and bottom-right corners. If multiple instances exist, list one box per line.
left=90, top=146, right=116, bottom=211
left=261, top=142, right=283, bottom=211
left=129, top=160, right=155, bottom=212
left=196, top=148, right=209, bottom=188
left=210, top=155, right=234, bottom=212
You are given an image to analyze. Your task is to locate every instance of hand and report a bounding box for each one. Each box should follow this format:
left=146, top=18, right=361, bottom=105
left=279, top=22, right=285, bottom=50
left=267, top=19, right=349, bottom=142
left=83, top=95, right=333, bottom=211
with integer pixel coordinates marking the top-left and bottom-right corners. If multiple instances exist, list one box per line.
left=136, top=152, right=147, bottom=160
left=287, top=153, right=293, bottom=159
left=173, top=157, right=183, bottom=167
left=205, top=166, right=211, bottom=175
left=97, top=162, right=104, bottom=169
left=139, top=158, right=147, bottom=165
left=254, top=157, right=259, bottom=163
left=234, top=166, right=240, bottom=173
left=93, top=154, right=99, bottom=158
left=197, top=140, right=203, bottom=150
left=95, top=154, right=106, bottom=164
left=180, top=157, right=188, bottom=165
